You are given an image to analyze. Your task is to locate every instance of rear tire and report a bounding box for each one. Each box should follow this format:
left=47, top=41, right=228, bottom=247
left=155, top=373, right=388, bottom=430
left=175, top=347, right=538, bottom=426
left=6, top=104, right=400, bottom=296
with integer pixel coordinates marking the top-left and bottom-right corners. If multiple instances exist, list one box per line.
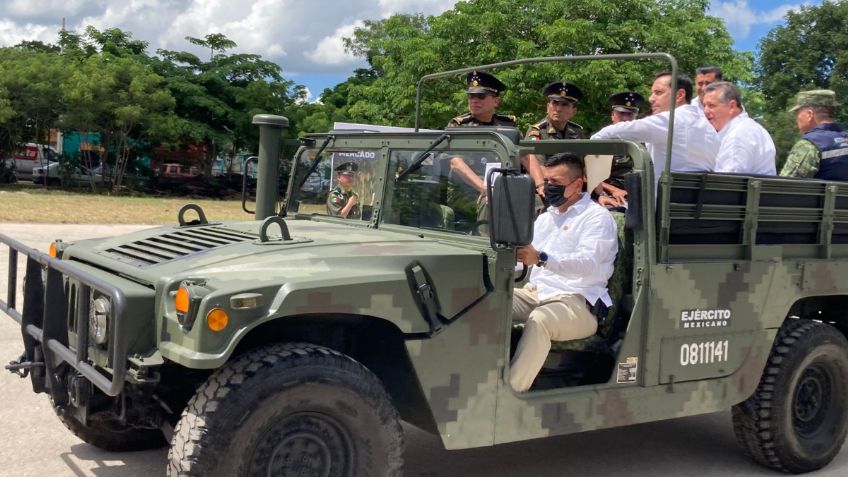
left=167, top=342, right=404, bottom=477
left=732, top=319, right=848, bottom=473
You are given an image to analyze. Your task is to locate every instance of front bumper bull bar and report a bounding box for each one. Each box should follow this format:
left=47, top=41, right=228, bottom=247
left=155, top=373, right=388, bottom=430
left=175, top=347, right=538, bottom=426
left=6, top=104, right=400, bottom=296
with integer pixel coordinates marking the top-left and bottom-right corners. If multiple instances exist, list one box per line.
left=0, top=233, right=129, bottom=399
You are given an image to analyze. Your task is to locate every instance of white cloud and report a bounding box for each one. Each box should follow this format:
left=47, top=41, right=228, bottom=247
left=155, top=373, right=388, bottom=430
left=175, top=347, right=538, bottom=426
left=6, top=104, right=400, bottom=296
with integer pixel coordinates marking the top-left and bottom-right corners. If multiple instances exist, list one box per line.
left=0, top=0, right=460, bottom=89
left=376, top=0, right=459, bottom=18
left=0, top=18, right=55, bottom=45
left=4, top=0, right=98, bottom=20
left=709, top=1, right=806, bottom=38
left=306, top=21, right=362, bottom=66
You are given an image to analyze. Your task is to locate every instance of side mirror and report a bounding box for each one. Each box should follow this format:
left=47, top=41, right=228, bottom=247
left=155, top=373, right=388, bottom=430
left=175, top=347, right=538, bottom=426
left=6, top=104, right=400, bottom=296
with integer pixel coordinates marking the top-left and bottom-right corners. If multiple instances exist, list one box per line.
left=487, top=169, right=534, bottom=248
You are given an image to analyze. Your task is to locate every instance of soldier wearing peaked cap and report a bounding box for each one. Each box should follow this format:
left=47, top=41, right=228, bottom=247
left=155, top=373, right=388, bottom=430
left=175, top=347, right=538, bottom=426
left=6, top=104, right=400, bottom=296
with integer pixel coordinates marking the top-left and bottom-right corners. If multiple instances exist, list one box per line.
left=523, top=81, right=585, bottom=201
left=608, top=91, right=646, bottom=120
left=446, top=70, right=517, bottom=128
left=525, top=82, right=585, bottom=142
left=781, top=90, right=848, bottom=180
left=326, top=161, right=361, bottom=219
left=595, top=91, right=647, bottom=208
left=444, top=70, right=522, bottom=235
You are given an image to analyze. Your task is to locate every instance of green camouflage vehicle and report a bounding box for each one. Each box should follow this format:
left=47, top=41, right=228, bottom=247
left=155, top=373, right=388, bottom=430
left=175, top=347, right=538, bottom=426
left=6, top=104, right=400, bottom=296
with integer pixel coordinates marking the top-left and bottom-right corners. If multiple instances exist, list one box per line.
left=2, top=55, right=848, bottom=476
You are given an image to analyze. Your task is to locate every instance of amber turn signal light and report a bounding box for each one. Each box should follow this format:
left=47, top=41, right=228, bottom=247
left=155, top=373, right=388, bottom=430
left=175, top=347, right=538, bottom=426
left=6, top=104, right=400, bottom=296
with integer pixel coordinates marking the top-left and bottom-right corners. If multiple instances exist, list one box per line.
left=176, top=286, right=191, bottom=314
left=206, top=308, right=229, bottom=332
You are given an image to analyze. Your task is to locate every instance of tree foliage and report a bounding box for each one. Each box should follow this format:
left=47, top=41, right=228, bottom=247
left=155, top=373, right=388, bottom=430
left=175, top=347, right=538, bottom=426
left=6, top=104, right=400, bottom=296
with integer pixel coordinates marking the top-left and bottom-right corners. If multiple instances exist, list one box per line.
left=331, top=0, right=752, bottom=133
left=757, top=0, right=848, bottom=167
left=0, top=27, right=305, bottom=190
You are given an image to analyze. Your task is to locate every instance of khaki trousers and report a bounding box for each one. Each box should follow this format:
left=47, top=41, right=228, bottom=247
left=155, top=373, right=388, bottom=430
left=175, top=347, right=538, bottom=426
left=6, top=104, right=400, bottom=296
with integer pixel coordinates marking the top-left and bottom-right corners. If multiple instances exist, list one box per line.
left=509, top=287, right=598, bottom=392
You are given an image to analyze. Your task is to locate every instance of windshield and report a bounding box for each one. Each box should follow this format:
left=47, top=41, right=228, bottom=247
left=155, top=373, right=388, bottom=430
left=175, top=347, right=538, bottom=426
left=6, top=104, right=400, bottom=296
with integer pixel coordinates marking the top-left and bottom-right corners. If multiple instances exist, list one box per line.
left=288, top=148, right=381, bottom=220
left=384, top=149, right=504, bottom=235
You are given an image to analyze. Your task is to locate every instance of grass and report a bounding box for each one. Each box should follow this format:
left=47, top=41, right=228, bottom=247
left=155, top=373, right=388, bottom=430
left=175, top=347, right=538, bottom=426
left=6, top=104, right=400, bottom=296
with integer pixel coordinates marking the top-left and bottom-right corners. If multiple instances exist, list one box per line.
left=0, top=185, right=257, bottom=224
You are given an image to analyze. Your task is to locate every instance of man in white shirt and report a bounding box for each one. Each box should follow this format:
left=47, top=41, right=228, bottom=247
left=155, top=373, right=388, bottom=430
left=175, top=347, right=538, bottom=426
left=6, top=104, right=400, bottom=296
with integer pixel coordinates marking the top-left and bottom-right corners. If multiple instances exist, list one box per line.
left=702, top=81, right=776, bottom=175
left=510, top=152, right=618, bottom=392
left=591, top=72, right=720, bottom=191
left=691, top=66, right=723, bottom=112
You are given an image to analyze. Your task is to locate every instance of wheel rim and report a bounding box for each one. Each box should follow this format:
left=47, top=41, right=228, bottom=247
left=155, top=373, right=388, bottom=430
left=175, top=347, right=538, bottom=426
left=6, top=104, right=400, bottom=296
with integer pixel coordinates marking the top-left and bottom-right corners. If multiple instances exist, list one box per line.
left=793, top=364, right=832, bottom=438
left=249, top=411, right=355, bottom=477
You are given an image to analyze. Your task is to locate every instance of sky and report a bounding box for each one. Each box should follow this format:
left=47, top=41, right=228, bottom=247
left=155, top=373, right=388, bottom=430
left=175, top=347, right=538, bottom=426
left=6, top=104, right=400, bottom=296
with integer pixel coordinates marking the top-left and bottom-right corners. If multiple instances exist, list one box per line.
left=0, top=0, right=824, bottom=101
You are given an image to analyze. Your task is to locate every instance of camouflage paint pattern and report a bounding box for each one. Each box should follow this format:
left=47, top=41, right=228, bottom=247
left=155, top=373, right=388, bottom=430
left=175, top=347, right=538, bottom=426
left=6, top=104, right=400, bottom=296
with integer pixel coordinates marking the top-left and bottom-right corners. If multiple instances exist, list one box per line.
left=4, top=129, right=848, bottom=453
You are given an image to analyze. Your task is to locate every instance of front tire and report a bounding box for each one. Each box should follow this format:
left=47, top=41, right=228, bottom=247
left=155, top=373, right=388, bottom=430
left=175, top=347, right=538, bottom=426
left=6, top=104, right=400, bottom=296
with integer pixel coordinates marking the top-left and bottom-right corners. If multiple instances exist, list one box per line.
left=55, top=408, right=167, bottom=452
left=167, top=342, right=404, bottom=477
left=732, top=319, right=848, bottom=473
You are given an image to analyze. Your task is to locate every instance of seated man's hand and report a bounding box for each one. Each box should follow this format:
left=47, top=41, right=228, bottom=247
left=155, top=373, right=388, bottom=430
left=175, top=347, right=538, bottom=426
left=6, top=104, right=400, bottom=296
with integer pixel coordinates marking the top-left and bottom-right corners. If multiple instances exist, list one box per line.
left=516, top=245, right=540, bottom=266
left=347, top=195, right=358, bottom=207
left=598, top=194, right=624, bottom=208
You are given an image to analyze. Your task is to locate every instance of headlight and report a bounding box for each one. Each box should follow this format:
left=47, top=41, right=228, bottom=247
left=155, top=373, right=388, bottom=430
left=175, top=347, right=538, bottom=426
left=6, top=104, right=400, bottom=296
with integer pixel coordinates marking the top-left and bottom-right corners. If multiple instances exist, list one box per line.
left=89, top=297, right=110, bottom=345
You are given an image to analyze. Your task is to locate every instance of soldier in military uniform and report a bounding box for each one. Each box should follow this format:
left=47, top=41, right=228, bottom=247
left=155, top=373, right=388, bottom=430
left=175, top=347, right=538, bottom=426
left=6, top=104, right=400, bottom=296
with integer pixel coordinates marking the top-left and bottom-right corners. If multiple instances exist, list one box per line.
left=523, top=81, right=584, bottom=202
left=446, top=70, right=516, bottom=129
left=525, top=81, right=585, bottom=142
left=596, top=91, right=646, bottom=208
left=445, top=71, right=520, bottom=233
left=326, top=162, right=361, bottom=219
left=780, top=90, right=848, bottom=179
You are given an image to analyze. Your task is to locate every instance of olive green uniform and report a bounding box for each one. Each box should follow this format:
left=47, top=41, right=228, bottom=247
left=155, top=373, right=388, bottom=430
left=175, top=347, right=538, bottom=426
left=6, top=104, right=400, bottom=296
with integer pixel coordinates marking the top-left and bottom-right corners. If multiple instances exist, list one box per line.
left=446, top=113, right=517, bottom=128
left=524, top=118, right=584, bottom=141
left=444, top=113, right=516, bottom=234
left=326, top=186, right=360, bottom=219
left=607, top=154, right=634, bottom=189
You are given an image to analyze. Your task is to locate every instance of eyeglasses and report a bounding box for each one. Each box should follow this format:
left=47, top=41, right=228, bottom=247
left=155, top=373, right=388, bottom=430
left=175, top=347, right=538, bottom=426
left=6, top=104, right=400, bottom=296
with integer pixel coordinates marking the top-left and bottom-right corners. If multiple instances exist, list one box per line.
left=468, top=93, right=491, bottom=100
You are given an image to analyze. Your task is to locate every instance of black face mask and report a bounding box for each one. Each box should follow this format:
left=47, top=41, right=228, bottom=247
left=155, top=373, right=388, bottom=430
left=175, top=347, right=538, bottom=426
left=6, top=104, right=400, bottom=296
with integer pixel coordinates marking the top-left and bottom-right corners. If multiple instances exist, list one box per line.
left=544, top=183, right=567, bottom=207
left=544, top=177, right=581, bottom=208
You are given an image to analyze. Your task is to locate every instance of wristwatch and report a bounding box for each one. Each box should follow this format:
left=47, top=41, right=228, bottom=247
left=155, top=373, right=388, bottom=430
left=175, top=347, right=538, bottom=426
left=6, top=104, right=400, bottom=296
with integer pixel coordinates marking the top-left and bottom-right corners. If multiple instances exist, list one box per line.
left=537, top=251, right=548, bottom=268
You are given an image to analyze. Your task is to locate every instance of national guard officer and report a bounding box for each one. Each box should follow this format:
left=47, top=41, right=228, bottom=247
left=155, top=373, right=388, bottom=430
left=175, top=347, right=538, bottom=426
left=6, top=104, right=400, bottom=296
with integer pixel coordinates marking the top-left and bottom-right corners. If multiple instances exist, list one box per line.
left=596, top=91, right=646, bottom=208
left=326, top=162, right=361, bottom=219
left=780, top=90, right=848, bottom=180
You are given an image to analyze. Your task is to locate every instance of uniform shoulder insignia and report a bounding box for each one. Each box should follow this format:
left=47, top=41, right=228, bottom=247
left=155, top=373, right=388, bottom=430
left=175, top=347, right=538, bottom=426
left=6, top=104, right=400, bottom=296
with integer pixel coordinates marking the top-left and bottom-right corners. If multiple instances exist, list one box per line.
left=531, top=119, right=548, bottom=130
left=568, top=121, right=584, bottom=130
left=455, top=114, right=473, bottom=124
left=493, top=114, right=517, bottom=126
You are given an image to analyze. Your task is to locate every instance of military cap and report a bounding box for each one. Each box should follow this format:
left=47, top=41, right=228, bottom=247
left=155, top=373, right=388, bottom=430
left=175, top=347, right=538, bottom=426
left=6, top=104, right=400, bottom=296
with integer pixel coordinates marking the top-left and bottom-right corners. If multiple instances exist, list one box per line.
left=334, top=161, right=358, bottom=175
left=789, top=89, right=838, bottom=112
left=466, top=70, right=506, bottom=95
left=544, top=81, right=583, bottom=104
left=608, top=91, right=646, bottom=114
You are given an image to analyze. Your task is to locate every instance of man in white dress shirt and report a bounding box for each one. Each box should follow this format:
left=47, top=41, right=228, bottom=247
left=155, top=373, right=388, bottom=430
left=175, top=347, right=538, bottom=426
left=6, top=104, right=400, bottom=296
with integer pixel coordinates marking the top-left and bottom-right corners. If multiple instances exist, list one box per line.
left=702, top=81, right=776, bottom=175
left=591, top=72, right=720, bottom=190
left=510, top=152, right=618, bottom=392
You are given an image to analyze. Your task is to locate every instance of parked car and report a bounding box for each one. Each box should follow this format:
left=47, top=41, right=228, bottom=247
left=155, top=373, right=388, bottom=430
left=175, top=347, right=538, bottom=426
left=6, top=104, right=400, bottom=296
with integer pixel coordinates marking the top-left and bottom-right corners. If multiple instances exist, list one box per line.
left=33, top=161, right=107, bottom=187
left=4, top=143, right=60, bottom=181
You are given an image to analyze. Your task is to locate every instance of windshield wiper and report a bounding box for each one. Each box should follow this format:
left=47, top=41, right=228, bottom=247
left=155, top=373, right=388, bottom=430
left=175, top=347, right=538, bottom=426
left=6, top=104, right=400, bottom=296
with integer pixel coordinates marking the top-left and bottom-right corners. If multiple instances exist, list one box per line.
left=296, top=135, right=335, bottom=191
left=395, top=134, right=449, bottom=182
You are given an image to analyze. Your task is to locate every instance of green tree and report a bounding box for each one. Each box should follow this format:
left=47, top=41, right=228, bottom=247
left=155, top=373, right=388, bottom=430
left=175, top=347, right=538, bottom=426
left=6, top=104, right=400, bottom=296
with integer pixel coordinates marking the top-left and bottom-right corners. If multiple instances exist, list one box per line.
left=335, top=0, right=752, bottom=133
left=154, top=34, right=304, bottom=175
left=757, top=1, right=848, bottom=168
left=0, top=45, right=68, bottom=161
left=56, top=27, right=177, bottom=191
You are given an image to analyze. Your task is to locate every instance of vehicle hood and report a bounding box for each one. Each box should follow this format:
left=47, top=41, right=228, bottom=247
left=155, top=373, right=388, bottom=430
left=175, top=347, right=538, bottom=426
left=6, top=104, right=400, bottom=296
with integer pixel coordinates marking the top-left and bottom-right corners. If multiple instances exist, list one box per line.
left=61, top=219, right=481, bottom=286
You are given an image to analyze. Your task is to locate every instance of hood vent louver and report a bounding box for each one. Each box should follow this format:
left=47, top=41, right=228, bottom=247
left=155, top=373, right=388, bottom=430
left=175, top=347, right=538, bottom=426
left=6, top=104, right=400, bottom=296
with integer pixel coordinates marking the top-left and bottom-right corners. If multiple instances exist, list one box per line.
left=98, top=226, right=259, bottom=268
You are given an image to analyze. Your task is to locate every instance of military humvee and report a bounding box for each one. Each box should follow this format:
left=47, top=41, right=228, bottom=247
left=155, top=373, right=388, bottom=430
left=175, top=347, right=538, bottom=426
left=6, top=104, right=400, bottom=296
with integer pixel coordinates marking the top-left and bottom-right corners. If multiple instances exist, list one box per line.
left=2, top=54, right=848, bottom=476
